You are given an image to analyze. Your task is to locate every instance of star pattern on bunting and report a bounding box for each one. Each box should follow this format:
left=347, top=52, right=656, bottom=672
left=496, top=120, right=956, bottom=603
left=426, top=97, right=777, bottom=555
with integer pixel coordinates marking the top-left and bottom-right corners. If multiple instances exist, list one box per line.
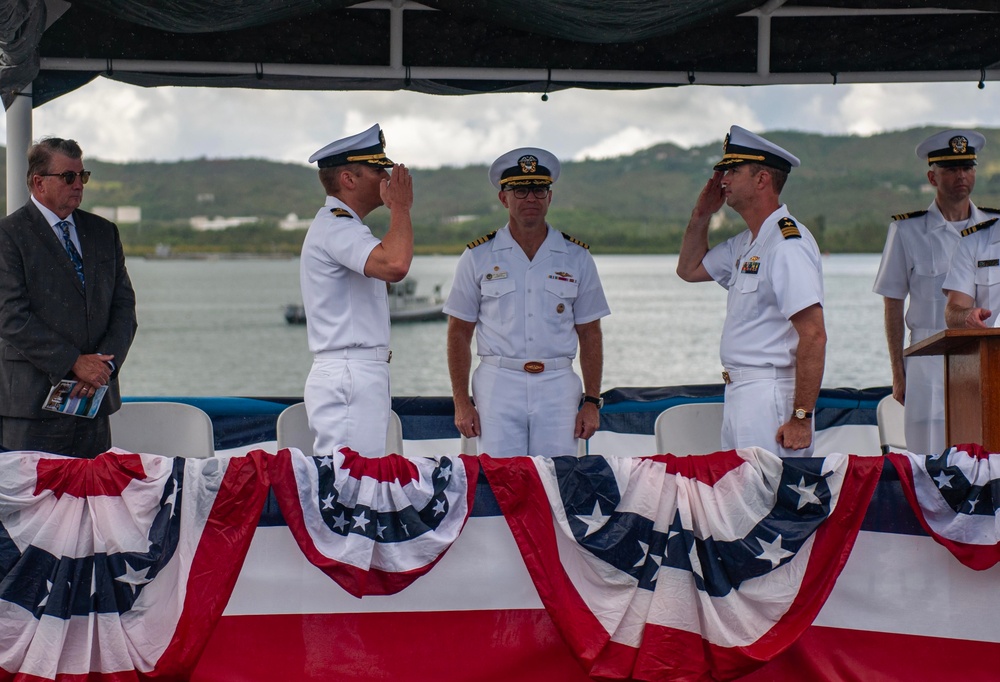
left=312, top=456, right=456, bottom=542
left=756, top=535, right=794, bottom=569
left=552, top=455, right=835, bottom=597
left=1, top=458, right=187, bottom=620
left=922, top=448, right=994, bottom=517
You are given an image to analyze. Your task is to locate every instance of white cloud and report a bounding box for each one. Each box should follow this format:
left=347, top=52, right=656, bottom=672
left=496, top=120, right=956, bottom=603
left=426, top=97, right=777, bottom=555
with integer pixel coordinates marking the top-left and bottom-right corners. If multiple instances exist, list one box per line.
left=6, top=78, right=1000, bottom=169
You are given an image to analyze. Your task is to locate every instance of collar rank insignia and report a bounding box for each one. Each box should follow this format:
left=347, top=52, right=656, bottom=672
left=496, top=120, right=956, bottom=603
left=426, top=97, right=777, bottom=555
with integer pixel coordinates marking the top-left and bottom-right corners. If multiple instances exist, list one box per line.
left=741, top=255, right=761, bottom=274
left=961, top=218, right=998, bottom=238
left=561, top=232, right=590, bottom=249
left=778, top=217, right=801, bottom=239
left=978, top=259, right=1000, bottom=268
left=330, top=208, right=353, bottom=218
left=891, top=210, right=928, bottom=222
left=466, top=231, right=498, bottom=249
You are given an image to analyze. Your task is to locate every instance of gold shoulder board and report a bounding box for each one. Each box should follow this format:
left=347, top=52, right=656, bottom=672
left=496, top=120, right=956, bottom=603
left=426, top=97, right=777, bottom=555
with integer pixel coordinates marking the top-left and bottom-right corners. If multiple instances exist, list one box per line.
left=330, top=208, right=352, bottom=218
left=561, top=232, right=590, bottom=250
left=778, top=217, right=801, bottom=240
left=961, top=217, right=999, bottom=237
left=978, top=207, right=1000, bottom=214
left=466, top=231, right=498, bottom=249
left=890, top=209, right=928, bottom=222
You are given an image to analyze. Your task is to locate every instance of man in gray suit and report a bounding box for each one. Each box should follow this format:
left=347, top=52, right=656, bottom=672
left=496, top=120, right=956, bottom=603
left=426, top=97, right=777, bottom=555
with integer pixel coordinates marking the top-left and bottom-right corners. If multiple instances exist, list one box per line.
left=0, top=137, right=137, bottom=457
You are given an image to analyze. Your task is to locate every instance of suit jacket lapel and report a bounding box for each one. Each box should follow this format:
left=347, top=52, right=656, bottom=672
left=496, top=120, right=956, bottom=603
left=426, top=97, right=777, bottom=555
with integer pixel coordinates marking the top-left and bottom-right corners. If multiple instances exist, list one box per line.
left=25, top=202, right=86, bottom=298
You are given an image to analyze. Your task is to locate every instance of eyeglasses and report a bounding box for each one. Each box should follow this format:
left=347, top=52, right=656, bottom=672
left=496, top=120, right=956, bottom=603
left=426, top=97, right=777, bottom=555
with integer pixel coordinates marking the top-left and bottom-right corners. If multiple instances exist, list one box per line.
left=506, top=186, right=550, bottom=199
left=38, top=170, right=91, bottom=185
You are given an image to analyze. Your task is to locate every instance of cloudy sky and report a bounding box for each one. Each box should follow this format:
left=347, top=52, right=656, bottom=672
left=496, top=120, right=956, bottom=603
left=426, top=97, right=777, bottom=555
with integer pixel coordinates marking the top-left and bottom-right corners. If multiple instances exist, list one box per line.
left=7, top=77, right=1000, bottom=169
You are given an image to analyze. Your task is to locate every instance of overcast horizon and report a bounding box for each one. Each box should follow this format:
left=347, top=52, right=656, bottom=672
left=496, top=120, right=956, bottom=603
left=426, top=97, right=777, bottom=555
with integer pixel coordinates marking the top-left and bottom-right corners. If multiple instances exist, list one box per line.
left=4, top=78, right=1000, bottom=170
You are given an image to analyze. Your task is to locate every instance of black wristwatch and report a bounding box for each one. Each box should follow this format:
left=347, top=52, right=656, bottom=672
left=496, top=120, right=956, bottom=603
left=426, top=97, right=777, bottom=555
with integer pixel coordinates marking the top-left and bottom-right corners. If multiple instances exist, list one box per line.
left=581, top=394, right=604, bottom=409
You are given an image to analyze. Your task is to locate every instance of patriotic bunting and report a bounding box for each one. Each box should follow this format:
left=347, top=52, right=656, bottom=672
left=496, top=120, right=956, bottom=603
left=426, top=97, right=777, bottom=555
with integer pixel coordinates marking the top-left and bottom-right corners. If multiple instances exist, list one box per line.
left=482, top=448, right=882, bottom=681
left=0, top=449, right=270, bottom=681
left=270, top=447, right=479, bottom=597
left=888, top=444, right=1000, bottom=570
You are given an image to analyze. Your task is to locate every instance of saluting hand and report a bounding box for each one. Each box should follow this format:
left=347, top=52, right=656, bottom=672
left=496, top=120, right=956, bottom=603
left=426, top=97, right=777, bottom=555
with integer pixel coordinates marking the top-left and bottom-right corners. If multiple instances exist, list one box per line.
left=691, top=170, right=726, bottom=221
left=381, top=164, right=413, bottom=211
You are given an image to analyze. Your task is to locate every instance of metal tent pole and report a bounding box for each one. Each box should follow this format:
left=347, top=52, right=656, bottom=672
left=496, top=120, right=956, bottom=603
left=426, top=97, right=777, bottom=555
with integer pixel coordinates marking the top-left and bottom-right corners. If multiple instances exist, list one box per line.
left=5, top=84, right=32, bottom=215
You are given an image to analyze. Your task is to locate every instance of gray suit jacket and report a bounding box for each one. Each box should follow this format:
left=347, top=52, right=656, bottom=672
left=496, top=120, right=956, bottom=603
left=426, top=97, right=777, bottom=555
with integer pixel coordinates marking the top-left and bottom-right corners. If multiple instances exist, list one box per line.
left=0, top=201, right=138, bottom=418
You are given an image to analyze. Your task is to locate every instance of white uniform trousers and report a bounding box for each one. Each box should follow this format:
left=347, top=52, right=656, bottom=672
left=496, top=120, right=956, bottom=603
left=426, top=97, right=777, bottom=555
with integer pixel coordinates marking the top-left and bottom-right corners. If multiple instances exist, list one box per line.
left=902, top=354, right=945, bottom=457
left=471, top=361, right=582, bottom=458
left=304, top=357, right=390, bottom=458
left=722, top=375, right=814, bottom=458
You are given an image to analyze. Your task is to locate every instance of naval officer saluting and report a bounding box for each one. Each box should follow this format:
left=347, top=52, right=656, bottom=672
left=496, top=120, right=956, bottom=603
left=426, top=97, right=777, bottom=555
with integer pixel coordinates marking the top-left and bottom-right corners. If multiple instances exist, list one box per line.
left=676, top=126, right=826, bottom=458
left=445, top=148, right=610, bottom=458
left=300, top=124, right=413, bottom=458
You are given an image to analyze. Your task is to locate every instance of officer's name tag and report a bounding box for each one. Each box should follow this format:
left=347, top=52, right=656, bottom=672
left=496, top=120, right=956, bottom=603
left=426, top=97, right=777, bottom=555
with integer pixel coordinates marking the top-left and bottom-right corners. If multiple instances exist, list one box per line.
left=978, top=259, right=1000, bottom=268
left=484, top=271, right=508, bottom=280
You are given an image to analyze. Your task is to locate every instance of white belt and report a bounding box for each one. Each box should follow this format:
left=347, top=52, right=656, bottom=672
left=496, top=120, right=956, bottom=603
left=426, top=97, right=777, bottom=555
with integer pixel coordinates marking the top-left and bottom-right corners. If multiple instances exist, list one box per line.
left=315, top=347, right=391, bottom=362
left=479, top=355, right=573, bottom=374
left=722, top=367, right=794, bottom=384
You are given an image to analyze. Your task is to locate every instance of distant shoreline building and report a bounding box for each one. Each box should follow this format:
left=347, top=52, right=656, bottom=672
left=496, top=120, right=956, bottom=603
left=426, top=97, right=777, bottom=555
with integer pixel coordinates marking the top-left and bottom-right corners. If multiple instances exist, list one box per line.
left=190, top=216, right=259, bottom=231
left=92, top=206, right=142, bottom=223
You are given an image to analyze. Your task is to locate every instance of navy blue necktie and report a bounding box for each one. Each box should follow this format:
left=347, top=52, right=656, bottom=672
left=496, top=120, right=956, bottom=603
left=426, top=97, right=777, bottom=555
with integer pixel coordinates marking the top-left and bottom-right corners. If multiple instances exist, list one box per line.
left=56, top=220, right=85, bottom=287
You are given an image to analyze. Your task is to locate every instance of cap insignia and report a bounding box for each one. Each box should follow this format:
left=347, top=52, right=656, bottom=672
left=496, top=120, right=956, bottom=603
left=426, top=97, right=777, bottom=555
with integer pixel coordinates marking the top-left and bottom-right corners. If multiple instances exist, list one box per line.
left=379, top=130, right=387, bottom=149
left=950, top=136, right=968, bottom=154
left=518, top=155, right=538, bottom=174
left=722, top=133, right=730, bottom=152
left=778, top=217, right=801, bottom=239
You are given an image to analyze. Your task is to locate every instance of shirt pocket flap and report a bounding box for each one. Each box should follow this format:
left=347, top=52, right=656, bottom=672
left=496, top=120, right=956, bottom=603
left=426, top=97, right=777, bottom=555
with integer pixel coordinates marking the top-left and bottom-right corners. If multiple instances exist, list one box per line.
left=482, top=277, right=516, bottom=298
left=544, top=278, right=579, bottom=299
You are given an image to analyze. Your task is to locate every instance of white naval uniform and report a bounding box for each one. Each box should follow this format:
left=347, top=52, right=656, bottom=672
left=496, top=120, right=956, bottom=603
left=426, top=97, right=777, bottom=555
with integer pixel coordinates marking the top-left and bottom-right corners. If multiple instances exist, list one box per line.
left=943, top=214, right=1000, bottom=326
left=443, top=225, right=610, bottom=458
left=873, top=202, right=997, bottom=456
left=702, top=206, right=824, bottom=458
left=300, top=196, right=391, bottom=458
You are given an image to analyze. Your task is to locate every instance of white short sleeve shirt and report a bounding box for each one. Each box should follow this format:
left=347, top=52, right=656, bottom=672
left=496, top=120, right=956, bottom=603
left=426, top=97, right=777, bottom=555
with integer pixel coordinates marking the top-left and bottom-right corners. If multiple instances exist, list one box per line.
left=299, top=196, right=388, bottom=353
left=873, top=201, right=992, bottom=343
left=443, top=225, right=610, bottom=359
left=943, top=218, right=1000, bottom=327
left=702, top=206, right=824, bottom=369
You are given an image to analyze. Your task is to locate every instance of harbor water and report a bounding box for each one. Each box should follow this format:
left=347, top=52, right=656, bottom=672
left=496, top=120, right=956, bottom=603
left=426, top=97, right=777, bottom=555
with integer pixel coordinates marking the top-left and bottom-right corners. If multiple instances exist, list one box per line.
left=121, top=253, right=891, bottom=397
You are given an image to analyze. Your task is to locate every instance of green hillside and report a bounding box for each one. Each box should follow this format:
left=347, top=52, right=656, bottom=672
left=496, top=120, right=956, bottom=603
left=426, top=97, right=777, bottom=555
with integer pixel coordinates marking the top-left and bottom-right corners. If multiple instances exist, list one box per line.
left=4, top=126, right=1000, bottom=256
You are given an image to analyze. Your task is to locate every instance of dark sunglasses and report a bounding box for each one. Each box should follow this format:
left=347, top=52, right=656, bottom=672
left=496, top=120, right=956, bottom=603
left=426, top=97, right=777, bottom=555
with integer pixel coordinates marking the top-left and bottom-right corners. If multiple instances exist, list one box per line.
left=506, top=186, right=550, bottom=199
left=38, top=170, right=91, bottom=185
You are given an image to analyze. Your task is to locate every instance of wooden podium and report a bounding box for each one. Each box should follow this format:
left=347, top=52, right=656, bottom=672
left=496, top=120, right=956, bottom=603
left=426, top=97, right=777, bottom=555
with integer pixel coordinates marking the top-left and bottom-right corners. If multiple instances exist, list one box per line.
left=905, top=328, right=1000, bottom=450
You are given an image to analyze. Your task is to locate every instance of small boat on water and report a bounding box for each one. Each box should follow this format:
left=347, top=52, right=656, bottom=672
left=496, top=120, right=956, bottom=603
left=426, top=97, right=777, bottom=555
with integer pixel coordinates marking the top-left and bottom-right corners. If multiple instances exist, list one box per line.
left=284, top=278, right=447, bottom=325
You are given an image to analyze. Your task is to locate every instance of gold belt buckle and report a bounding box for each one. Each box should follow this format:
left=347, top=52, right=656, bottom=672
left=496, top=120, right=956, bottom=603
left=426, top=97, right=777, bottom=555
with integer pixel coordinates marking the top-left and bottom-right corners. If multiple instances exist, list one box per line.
left=722, top=370, right=731, bottom=384
left=523, top=361, right=545, bottom=374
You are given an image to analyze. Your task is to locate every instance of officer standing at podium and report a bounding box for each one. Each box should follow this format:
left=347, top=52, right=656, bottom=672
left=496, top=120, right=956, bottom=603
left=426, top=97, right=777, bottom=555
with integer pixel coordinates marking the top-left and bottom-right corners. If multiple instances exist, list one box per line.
left=875, top=129, right=994, bottom=455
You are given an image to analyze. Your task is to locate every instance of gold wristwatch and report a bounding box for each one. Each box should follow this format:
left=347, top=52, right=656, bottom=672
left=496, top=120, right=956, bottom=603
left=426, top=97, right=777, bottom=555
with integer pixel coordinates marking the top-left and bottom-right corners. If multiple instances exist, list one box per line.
left=793, top=407, right=813, bottom=420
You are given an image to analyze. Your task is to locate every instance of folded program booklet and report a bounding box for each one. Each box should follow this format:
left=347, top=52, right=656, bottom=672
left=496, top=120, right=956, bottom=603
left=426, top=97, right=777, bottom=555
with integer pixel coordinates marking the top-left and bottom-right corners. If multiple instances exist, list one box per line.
left=42, top=380, right=107, bottom=419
